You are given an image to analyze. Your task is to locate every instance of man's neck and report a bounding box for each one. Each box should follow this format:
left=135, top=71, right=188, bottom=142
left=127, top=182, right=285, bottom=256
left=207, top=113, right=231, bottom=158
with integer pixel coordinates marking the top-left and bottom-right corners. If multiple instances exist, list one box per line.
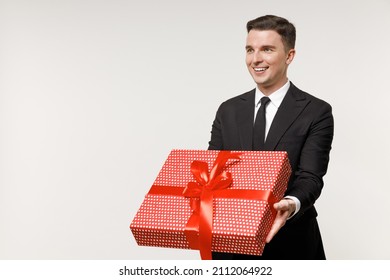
left=257, top=78, right=289, bottom=96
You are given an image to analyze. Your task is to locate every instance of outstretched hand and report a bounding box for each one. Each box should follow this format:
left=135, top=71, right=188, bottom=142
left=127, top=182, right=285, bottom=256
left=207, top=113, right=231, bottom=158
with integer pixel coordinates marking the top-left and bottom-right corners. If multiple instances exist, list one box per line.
left=265, top=199, right=296, bottom=243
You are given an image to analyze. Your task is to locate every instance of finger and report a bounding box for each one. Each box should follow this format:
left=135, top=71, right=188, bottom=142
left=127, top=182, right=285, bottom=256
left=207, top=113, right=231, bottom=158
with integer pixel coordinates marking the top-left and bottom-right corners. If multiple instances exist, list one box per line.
left=265, top=223, right=279, bottom=243
left=273, top=199, right=290, bottom=211
left=265, top=211, right=289, bottom=243
left=266, top=218, right=284, bottom=243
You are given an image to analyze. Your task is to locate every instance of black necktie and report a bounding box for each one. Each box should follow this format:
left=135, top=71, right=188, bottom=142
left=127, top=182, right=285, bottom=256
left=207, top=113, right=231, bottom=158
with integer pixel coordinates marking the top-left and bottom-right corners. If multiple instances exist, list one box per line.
left=252, top=96, right=270, bottom=150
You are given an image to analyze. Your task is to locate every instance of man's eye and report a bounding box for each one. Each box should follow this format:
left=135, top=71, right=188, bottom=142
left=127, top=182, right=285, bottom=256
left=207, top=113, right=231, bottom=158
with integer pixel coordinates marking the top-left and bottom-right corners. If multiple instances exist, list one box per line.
left=246, top=49, right=254, bottom=53
left=264, top=48, right=272, bottom=52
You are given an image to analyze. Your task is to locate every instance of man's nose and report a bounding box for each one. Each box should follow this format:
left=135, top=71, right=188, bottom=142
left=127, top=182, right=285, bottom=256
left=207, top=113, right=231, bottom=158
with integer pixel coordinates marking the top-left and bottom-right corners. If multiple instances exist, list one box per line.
left=253, top=51, right=263, bottom=63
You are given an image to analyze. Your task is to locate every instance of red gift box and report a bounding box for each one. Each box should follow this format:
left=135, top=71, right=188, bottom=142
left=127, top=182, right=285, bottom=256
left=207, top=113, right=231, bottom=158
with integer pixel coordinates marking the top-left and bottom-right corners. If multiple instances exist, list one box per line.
left=130, top=149, right=291, bottom=259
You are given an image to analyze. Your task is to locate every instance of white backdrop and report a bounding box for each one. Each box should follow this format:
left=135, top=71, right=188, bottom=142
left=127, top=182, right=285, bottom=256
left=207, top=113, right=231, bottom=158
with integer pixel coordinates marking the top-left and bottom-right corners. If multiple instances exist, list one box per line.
left=1, top=0, right=389, bottom=260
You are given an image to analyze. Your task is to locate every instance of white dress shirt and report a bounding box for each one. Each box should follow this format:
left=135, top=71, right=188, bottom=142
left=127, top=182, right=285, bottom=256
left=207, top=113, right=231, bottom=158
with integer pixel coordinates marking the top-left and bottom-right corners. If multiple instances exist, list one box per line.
left=254, top=80, right=301, bottom=218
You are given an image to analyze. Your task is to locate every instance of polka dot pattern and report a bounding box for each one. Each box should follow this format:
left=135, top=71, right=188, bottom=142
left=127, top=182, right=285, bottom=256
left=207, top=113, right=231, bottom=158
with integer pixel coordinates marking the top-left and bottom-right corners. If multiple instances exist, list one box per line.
left=130, top=150, right=291, bottom=256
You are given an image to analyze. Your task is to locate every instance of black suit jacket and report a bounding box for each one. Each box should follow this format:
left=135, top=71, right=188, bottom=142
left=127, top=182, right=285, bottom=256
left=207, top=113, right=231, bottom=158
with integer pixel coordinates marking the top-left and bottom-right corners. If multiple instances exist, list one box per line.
left=208, top=82, right=334, bottom=259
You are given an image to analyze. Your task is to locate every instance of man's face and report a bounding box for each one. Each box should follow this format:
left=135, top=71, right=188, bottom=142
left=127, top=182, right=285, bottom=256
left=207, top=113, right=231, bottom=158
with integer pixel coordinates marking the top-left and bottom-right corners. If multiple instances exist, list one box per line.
left=245, top=29, right=295, bottom=95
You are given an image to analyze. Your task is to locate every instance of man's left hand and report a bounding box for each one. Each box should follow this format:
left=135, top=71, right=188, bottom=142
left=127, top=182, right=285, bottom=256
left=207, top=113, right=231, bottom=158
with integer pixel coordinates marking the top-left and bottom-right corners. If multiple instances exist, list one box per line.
left=265, top=199, right=296, bottom=243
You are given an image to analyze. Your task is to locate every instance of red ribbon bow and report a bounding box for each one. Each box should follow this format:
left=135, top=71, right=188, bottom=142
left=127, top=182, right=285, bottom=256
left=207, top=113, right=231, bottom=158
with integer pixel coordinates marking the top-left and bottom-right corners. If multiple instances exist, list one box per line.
left=182, top=151, right=241, bottom=260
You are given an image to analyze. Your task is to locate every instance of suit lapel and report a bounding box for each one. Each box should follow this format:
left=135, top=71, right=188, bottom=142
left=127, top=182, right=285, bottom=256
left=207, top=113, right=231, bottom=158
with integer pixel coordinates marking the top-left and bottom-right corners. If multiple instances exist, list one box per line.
left=236, top=89, right=256, bottom=150
left=264, top=83, right=310, bottom=151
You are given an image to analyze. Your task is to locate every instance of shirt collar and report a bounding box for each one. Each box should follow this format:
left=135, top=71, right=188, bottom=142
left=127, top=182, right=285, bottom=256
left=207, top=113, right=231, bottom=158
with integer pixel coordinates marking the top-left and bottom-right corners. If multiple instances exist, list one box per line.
left=255, top=80, right=290, bottom=108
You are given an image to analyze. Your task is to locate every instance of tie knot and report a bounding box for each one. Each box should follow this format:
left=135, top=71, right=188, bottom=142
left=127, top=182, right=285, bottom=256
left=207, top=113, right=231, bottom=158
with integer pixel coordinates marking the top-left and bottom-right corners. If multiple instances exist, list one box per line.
left=260, top=96, right=270, bottom=106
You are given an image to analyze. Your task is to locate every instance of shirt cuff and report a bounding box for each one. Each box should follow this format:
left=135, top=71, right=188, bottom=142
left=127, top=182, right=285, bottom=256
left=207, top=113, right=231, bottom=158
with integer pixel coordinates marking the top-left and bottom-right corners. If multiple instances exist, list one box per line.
left=284, top=196, right=301, bottom=219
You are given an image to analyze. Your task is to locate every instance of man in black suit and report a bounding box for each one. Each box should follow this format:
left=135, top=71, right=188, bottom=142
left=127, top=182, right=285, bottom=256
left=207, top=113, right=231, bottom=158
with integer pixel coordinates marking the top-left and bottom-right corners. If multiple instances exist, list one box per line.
left=209, top=15, right=334, bottom=260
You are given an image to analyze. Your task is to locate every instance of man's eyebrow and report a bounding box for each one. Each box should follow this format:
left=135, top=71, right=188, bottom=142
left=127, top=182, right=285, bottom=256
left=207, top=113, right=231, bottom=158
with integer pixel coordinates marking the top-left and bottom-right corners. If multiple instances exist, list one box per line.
left=261, top=45, right=276, bottom=49
left=245, top=44, right=276, bottom=49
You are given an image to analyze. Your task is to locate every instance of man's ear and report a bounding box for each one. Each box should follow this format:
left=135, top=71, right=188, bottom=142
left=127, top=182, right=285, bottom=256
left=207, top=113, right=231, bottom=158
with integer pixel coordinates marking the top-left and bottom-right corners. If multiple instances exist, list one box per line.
left=286, top=49, right=296, bottom=65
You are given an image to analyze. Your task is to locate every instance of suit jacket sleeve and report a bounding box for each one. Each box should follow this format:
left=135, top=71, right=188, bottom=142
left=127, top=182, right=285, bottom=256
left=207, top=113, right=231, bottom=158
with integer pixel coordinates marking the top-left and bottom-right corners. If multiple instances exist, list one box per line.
left=285, top=100, right=334, bottom=219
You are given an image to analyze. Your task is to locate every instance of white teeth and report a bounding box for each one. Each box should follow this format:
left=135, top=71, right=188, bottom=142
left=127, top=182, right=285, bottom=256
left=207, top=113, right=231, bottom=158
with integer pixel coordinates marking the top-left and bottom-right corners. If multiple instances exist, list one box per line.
left=254, top=67, right=267, bottom=72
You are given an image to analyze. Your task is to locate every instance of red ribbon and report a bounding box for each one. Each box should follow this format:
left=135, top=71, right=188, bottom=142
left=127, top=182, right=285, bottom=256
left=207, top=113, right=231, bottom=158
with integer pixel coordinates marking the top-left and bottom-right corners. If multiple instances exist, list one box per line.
left=181, top=151, right=241, bottom=260
left=148, top=151, right=279, bottom=260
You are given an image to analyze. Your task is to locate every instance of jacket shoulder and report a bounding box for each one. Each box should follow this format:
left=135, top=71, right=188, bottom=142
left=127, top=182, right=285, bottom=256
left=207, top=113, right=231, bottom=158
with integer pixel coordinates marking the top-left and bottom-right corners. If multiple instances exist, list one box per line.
left=217, top=89, right=255, bottom=110
left=290, top=83, right=332, bottom=110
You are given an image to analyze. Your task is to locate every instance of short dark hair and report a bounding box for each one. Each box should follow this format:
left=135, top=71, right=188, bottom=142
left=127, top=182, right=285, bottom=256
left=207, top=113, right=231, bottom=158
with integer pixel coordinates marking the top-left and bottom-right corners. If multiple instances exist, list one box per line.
left=246, top=15, right=296, bottom=51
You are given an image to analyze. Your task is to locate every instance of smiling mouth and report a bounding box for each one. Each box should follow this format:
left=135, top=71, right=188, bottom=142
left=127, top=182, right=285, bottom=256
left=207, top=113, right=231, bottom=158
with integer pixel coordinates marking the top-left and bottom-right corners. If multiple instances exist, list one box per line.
left=254, top=67, right=268, bottom=73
